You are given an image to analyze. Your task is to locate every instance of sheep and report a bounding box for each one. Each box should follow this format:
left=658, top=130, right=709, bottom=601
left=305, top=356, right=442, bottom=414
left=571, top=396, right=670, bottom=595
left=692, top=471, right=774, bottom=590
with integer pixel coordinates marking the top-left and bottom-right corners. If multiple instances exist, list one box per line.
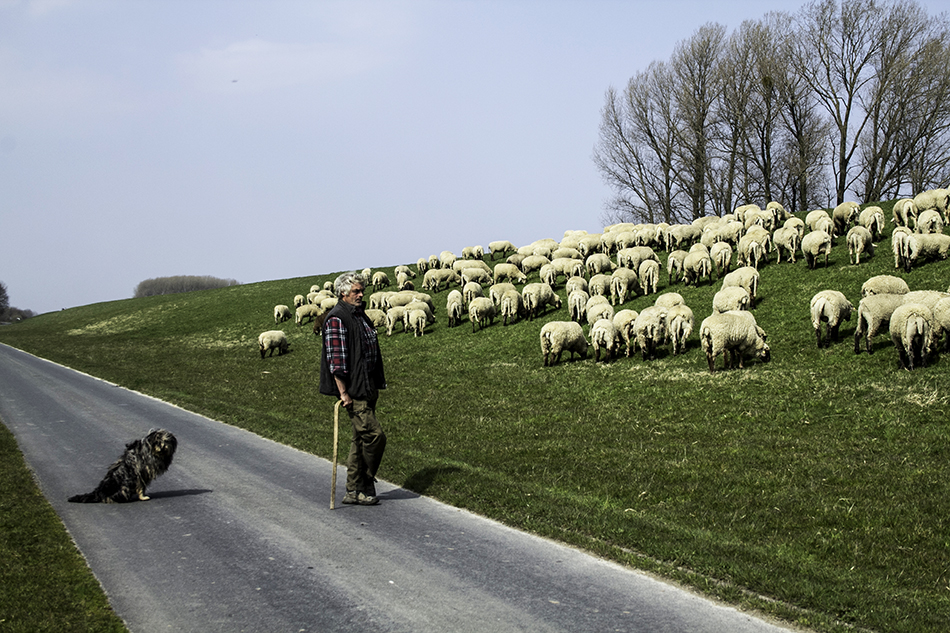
left=889, top=303, right=935, bottom=370
left=915, top=209, right=944, bottom=234
left=489, top=283, right=516, bottom=305
left=394, top=264, right=416, bottom=279
left=520, top=255, right=551, bottom=276
left=805, top=209, right=832, bottom=232
left=891, top=227, right=912, bottom=269
left=913, top=189, right=950, bottom=222
left=861, top=274, right=909, bottom=297
left=712, top=287, right=750, bottom=314
left=406, top=308, right=428, bottom=337
left=853, top=293, right=906, bottom=354
left=771, top=227, right=800, bottom=264
left=832, top=201, right=860, bottom=235
left=607, top=268, right=639, bottom=306
left=540, top=263, right=559, bottom=288
left=467, top=297, right=496, bottom=332
left=667, top=249, right=688, bottom=284
left=590, top=318, right=621, bottom=362
left=565, top=276, right=588, bottom=295
left=293, top=294, right=306, bottom=308
left=461, top=245, right=484, bottom=260
left=810, top=290, right=853, bottom=348
left=416, top=257, right=429, bottom=275
left=612, top=309, right=639, bottom=357
left=666, top=304, right=694, bottom=355
left=422, top=268, right=461, bottom=292
left=521, top=283, right=560, bottom=320
left=682, top=250, right=712, bottom=286
left=801, top=230, right=832, bottom=269
left=446, top=290, right=465, bottom=328
left=319, top=297, right=338, bottom=313
left=587, top=274, right=611, bottom=297
left=551, top=247, right=583, bottom=261
left=932, top=297, right=950, bottom=352
left=489, top=240, right=516, bottom=259
left=784, top=216, right=806, bottom=239
left=568, top=289, right=590, bottom=323
left=404, top=299, right=435, bottom=326
left=699, top=311, right=770, bottom=372
left=540, top=321, right=589, bottom=366
left=585, top=252, right=615, bottom=276
left=633, top=305, right=668, bottom=361
left=386, top=306, right=407, bottom=336
left=904, top=233, right=950, bottom=272
left=710, top=242, right=733, bottom=278
left=306, top=291, right=321, bottom=305
left=667, top=224, right=701, bottom=250
left=364, top=308, right=387, bottom=329
left=586, top=301, right=614, bottom=327
left=493, top=262, right=527, bottom=284
left=439, top=250, right=457, bottom=269
left=274, top=304, right=292, bottom=324
left=499, top=289, right=526, bottom=325
left=461, top=268, right=492, bottom=287
left=858, top=205, right=886, bottom=240
left=638, top=259, right=660, bottom=296
left=654, top=292, right=684, bottom=309
left=372, top=271, right=390, bottom=289
left=463, top=281, right=484, bottom=306
left=847, top=226, right=875, bottom=264
left=369, top=291, right=395, bottom=311
left=616, top=246, right=657, bottom=272
left=892, top=198, right=917, bottom=228
left=295, top=303, right=324, bottom=326
left=736, top=234, right=766, bottom=270
left=258, top=331, right=289, bottom=358
left=722, top=266, right=760, bottom=307
left=550, top=257, right=586, bottom=279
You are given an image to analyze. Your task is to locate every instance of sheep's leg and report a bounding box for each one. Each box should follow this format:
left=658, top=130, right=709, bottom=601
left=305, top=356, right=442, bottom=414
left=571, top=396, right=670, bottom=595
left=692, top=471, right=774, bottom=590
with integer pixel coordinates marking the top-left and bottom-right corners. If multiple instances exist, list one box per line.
left=815, top=326, right=824, bottom=348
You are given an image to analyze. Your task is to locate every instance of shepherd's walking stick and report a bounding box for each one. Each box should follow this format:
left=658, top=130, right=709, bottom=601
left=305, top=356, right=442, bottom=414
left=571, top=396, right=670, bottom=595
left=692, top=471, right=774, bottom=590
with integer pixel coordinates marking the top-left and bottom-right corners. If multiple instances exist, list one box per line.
left=330, top=399, right=341, bottom=509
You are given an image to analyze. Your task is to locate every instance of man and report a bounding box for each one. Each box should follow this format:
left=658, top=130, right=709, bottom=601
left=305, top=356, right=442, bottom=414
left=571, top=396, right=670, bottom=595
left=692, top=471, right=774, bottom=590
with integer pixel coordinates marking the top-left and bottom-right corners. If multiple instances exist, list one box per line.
left=319, top=272, right=387, bottom=506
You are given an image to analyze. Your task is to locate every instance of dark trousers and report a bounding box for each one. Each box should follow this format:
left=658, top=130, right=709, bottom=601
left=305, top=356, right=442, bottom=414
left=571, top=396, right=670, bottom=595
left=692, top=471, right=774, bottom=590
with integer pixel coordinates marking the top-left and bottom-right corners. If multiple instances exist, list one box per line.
left=345, top=396, right=386, bottom=495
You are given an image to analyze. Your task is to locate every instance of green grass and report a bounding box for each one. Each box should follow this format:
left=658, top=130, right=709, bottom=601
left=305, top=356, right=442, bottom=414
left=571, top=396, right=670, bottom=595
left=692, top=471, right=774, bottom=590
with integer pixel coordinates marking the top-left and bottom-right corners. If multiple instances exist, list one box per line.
left=0, top=421, right=127, bottom=632
left=2, top=201, right=949, bottom=632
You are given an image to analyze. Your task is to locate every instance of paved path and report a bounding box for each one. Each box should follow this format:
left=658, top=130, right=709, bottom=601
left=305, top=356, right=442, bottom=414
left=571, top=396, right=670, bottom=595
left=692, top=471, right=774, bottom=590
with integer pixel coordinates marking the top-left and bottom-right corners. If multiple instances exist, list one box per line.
left=0, top=343, right=798, bottom=632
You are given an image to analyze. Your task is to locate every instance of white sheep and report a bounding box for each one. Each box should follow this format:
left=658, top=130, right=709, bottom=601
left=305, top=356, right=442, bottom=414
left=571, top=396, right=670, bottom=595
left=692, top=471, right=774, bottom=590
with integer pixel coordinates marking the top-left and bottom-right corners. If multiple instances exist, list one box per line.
left=892, top=198, right=918, bottom=228
left=801, top=230, right=832, bottom=269
left=915, top=209, right=944, bottom=234
left=568, top=289, right=590, bottom=323
left=540, top=321, right=589, bottom=366
left=609, top=268, right=640, bottom=305
left=499, top=289, right=526, bottom=325
left=832, top=201, right=860, bottom=235
left=422, top=268, right=461, bottom=292
left=712, top=287, right=750, bottom=314
left=889, top=303, right=934, bottom=370
left=522, top=283, right=562, bottom=320
left=585, top=252, right=615, bottom=276
left=771, top=227, right=800, bottom=264
left=805, top=209, right=832, bottom=232
left=913, top=189, right=950, bottom=223
left=784, top=216, right=806, bottom=239
left=638, top=259, right=660, bottom=296
left=932, top=297, right=950, bottom=352
left=699, top=310, right=770, bottom=372
left=634, top=305, right=668, bottom=361
left=394, top=264, right=416, bottom=279
left=372, top=271, right=390, bottom=289
left=861, top=274, right=909, bottom=297
left=853, top=293, right=906, bottom=354
left=489, top=283, right=516, bottom=305
left=364, top=308, right=387, bottom=329
left=904, top=233, right=950, bottom=271
left=489, top=240, right=516, bottom=259
left=612, top=309, right=639, bottom=357
left=654, top=292, right=684, bottom=309
left=846, top=225, right=875, bottom=264
left=406, top=308, right=428, bottom=337
left=274, top=304, right=292, bottom=324
left=463, top=281, right=484, bottom=306
left=586, top=301, right=614, bottom=327
left=461, top=268, right=492, bottom=287
left=667, top=249, right=688, bottom=284
left=722, top=266, right=760, bottom=308
left=293, top=294, right=306, bottom=308
left=891, top=227, right=912, bottom=270
left=709, top=242, right=733, bottom=278
left=258, top=330, right=289, bottom=358
left=565, top=276, right=588, bottom=295
left=416, top=257, right=429, bottom=275
left=439, top=250, right=457, bottom=269
left=682, top=250, right=712, bottom=286
left=588, top=274, right=611, bottom=297
left=858, top=205, right=886, bottom=240
left=590, top=318, right=620, bottom=362
left=386, top=306, right=407, bottom=336
left=810, top=290, right=853, bottom=348
left=493, top=262, right=527, bottom=284
left=666, top=304, right=694, bottom=355
left=520, top=254, right=551, bottom=276
left=539, top=263, right=559, bottom=288
left=446, top=290, right=465, bottom=328
left=736, top=234, right=765, bottom=269
left=369, top=291, right=395, bottom=311
left=469, top=296, right=497, bottom=332
left=295, top=303, right=324, bottom=326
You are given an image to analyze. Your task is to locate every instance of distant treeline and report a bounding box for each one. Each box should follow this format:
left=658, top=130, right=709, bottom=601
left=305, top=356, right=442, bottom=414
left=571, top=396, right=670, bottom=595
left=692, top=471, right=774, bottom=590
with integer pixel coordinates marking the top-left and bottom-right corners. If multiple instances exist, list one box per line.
left=133, top=275, right=240, bottom=298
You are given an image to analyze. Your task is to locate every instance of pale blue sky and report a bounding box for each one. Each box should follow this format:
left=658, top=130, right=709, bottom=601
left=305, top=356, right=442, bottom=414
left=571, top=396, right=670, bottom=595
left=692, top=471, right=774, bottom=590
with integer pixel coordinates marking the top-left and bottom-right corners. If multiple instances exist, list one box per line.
left=2, top=0, right=946, bottom=314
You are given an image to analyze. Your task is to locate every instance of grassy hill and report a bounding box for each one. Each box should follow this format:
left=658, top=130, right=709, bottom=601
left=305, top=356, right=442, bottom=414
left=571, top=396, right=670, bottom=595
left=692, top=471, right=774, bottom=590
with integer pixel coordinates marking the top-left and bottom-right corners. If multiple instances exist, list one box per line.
left=2, top=200, right=949, bottom=632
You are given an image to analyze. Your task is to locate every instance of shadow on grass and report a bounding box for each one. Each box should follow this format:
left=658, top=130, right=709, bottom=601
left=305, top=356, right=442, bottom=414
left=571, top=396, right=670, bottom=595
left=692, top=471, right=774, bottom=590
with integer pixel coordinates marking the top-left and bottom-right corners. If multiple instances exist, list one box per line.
left=400, top=466, right=462, bottom=495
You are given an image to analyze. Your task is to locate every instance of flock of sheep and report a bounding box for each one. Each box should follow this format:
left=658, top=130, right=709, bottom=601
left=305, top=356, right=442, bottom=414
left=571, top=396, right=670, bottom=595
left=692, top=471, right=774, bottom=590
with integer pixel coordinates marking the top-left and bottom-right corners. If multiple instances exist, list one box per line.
left=260, top=188, right=950, bottom=372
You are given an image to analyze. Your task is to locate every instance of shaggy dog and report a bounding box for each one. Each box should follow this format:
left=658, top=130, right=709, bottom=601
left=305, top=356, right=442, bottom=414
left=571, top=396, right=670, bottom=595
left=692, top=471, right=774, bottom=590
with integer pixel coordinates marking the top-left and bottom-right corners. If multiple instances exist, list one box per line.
left=68, top=429, right=177, bottom=503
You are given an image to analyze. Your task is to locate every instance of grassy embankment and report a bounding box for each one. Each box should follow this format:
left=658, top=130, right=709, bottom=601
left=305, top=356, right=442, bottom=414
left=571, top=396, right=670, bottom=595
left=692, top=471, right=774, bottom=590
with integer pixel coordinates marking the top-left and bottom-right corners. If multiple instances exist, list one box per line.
left=2, top=199, right=949, bottom=632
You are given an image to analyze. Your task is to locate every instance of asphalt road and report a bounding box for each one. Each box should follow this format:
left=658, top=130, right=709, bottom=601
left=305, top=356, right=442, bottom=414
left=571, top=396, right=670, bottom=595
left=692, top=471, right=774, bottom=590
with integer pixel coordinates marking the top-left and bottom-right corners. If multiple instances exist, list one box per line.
left=0, top=343, right=799, bottom=633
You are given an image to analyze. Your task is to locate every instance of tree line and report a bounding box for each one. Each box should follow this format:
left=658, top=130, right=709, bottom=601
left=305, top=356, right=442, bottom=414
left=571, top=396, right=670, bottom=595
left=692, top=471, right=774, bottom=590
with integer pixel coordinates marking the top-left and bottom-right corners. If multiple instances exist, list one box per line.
left=0, top=281, right=35, bottom=322
left=133, top=275, right=240, bottom=298
left=593, top=0, right=950, bottom=225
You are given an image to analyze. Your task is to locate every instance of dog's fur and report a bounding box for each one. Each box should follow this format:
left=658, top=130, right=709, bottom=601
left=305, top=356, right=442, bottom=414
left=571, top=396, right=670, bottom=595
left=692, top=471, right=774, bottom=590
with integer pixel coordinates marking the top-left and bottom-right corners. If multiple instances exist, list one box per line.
left=68, top=429, right=177, bottom=503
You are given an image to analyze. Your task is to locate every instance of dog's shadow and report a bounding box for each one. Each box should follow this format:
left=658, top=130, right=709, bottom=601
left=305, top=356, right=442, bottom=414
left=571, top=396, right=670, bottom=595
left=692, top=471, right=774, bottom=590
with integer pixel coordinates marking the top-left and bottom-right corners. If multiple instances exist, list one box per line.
left=148, top=489, right=213, bottom=499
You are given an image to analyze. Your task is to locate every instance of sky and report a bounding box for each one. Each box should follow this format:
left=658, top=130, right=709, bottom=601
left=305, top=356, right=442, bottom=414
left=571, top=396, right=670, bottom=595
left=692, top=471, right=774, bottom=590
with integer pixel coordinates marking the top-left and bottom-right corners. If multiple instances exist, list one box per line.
left=2, top=0, right=946, bottom=315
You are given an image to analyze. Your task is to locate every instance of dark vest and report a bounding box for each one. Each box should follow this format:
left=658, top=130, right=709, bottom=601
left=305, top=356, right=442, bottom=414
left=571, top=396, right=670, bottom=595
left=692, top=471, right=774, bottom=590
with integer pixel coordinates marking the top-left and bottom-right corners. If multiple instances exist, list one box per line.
left=319, top=301, right=386, bottom=400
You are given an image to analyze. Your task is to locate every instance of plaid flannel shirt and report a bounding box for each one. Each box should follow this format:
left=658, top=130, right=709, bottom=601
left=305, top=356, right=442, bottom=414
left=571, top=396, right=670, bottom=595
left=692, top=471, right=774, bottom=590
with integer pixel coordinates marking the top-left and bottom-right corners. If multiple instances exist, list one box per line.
left=323, top=305, right=378, bottom=379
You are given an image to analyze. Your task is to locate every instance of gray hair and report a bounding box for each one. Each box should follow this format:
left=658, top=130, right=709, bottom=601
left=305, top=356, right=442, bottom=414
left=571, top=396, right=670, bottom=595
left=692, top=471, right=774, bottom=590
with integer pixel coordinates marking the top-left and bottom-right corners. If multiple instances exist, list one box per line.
left=333, top=271, right=368, bottom=298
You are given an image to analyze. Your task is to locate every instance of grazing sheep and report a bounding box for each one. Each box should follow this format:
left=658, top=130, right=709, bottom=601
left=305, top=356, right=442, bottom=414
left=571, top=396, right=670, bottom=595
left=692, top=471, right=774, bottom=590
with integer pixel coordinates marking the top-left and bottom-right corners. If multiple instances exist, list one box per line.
left=805, top=209, right=832, bottom=232
left=565, top=276, right=588, bottom=295
left=609, top=268, right=641, bottom=305
left=489, top=240, right=516, bottom=259
left=638, top=259, right=660, bottom=296
left=847, top=225, right=875, bottom=264
left=522, top=283, right=562, bottom=320
left=913, top=189, right=950, bottom=223
left=439, top=250, right=457, bottom=269
left=258, top=330, right=289, bottom=358
left=406, top=308, right=428, bottom=337
left=499, top=289, right=526, bottom=325
left=931, top=297, right=950, bottom=352
left=616, top=246, right=658, bottom=272
left=590, top=318, right=621, bottom=362
left=372, top=271, right=390, bottom=289
left=295, top=303, right=324, bottom=326
left=274, top=304, right=292, bottom=324
left=861, top=274, right=909, bottom=297
left=810, top=290, right=853, bottom=348
left=889, top=303, right=934, bottom=370
left=461, top=268, right=492, bottom=287
left=915, top=209, right=944, bottom=234
left=489, top=283, right=516, bottom=305
left=493, top=262, right=527, bottom=284
left=904, top=233, right=950, bottom=271
left=710, top=242, right=733, bottom=278
left=772, top=227, right=800, bottom=263
left=368, top=291, right=394, bottom=311
left=902, top=290, right=950, bottom=312
left=891, top=227, right=912, bottom=270
left=394, top=264, right=416, bottom=279
left=858, top=205, right=886, bottom=240
left=568, top=289, right=590, bottom=323
left=416, top=257, right=429, bottom=275
left=540, top=321, right=589, bottom=366
left=539, top=263, right=559, bottom=288
left=892, top=198, right=918, bottom=228
left=586, top=301, right=614, bottom=327
left=722, top=266, right=760, bottom=307
left=700, top=311, right=770, bottom=372
left=784, top=216, right=806, bottom=239
left=736, top=234, right=766, bottom=269
left=588, top=274, right=611, bottom=297
left=682, top=250, right=712, bottom=286
left=801, top=230, right=832, bottom=269
left=634, top=305, right=668, bottom=361
left=585, top=253, right=615, bottom=277
left=385, top=306, right=407, bottom=336
left=713, top=287, right=750, bottom=314
left=667, top=249, right=688, bottom=284
left=520, top=255, right=551, bottom=276
left=461, top=245, right=484, bottom=260
left=468, top=297, right=496, bottom=332
left=613, top=309, right=639, bottom=357
left=853, top=293, right=906, bottom=354
left=667, top=304, right=694, bottom=355
left=422, top=268, right=461, bottom=292
left=446, top=290, right=465, bottom=328
left=404, top=299, right=435, bottom=325
left=364, top=308, right=387, bottom=329
left=832, top=201, right=860, bottom=235
left=654, top=292, right=684, bottom=309
left=463, top=281, right=484, bottom=306
left=293, top=294, right=306, bottom=308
